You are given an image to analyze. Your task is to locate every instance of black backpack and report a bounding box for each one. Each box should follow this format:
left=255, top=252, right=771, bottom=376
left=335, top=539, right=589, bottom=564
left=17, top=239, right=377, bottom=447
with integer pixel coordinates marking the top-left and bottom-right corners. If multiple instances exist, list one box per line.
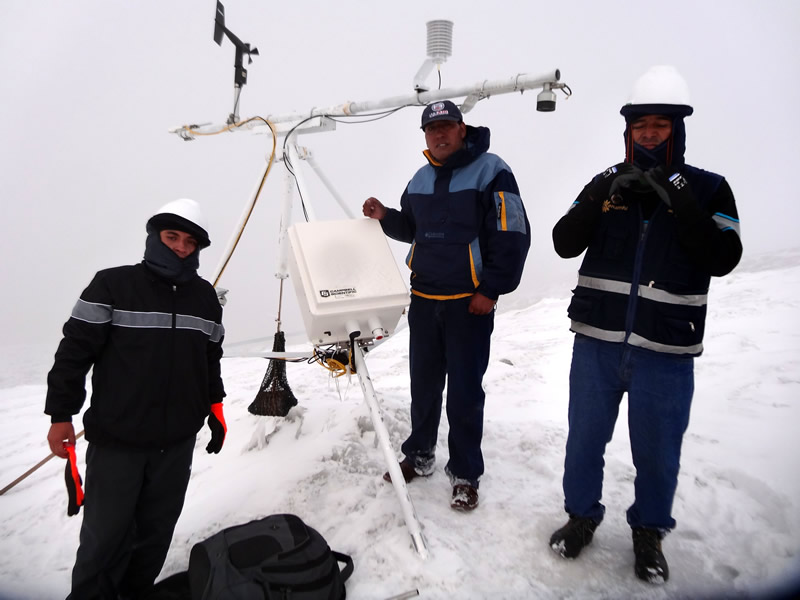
left=187, top=514, right=354, bottom=600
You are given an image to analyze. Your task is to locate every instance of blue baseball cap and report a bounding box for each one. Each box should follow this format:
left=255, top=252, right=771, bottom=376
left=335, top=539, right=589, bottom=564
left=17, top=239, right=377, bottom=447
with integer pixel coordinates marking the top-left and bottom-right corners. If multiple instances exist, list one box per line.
left=420, top=100, right=463, bottom=130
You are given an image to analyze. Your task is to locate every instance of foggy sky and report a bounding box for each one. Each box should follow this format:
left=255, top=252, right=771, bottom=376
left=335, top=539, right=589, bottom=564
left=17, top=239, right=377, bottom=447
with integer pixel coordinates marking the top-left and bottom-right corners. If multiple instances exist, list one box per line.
left=2, top=0, right=798, bottom=349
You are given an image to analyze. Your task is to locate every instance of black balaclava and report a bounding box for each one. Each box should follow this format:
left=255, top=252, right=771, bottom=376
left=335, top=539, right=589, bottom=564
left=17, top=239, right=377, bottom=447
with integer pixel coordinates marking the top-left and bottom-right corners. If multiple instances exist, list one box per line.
left=143, top=202, right=210, bottom=284
left=143, top=224, right=201, bottom=284
left=621, top=103, right=693, bottom=170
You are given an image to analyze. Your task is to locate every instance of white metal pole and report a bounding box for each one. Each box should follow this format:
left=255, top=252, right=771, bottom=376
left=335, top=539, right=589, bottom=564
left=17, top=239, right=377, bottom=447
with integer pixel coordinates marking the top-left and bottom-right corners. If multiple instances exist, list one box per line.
left=170, top=69, right=565, bottom=139
left=352, top=344, right=429, bottom=560
left=274, top=162, right=294, bottom=279
left=304, top=151, right=355, bottom=219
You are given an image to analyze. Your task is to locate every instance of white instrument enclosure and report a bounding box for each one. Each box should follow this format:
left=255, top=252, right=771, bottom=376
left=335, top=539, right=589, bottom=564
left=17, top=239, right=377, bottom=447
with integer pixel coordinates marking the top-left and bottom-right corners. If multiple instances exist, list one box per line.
left=287, top=218, right=409, bottom=345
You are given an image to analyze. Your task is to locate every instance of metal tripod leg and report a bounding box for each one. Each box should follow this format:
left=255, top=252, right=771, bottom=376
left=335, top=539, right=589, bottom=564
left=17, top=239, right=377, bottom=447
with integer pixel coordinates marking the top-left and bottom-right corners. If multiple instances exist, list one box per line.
left=352, top=343, right=429, bottom=560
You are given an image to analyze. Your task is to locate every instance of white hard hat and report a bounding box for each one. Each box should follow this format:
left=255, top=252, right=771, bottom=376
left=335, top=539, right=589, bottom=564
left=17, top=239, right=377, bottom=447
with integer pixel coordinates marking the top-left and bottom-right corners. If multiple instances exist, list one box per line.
left=620, top=65, right=693, bottom=119
left=147, top=198, right=211, bottom=248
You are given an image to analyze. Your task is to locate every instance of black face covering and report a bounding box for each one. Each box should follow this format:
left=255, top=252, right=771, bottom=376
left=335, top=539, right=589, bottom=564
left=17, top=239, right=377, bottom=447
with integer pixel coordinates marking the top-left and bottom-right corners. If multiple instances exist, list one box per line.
left=623, top=113, right=688, bottom=170
left=143, top=227, right=200, bottom=284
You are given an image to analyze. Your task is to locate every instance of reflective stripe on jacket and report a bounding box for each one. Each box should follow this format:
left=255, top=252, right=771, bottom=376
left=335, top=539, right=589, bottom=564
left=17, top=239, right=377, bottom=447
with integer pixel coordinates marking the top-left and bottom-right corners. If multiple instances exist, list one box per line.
left=45, top=262, right=226, bottom=448
left=565, top=164, right=741, bottom=356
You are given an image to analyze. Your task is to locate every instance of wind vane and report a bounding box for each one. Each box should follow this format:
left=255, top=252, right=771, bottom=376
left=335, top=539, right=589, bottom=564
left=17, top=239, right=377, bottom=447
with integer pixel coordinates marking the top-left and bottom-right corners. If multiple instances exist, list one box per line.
left=214, top=1, right=259, bottom=124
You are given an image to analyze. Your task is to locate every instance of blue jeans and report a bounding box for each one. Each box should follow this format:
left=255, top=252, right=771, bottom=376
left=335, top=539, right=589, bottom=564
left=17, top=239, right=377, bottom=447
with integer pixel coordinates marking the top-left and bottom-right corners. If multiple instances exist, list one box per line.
left=401, top=295, right=494, bottom=487
left=562, top=334, right=694, bottom=531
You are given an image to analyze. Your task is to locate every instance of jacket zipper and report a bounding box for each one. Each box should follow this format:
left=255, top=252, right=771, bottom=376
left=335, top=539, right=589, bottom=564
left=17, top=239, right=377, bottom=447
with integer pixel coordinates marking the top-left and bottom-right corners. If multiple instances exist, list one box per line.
left=623, top=204, right=659, bottom=342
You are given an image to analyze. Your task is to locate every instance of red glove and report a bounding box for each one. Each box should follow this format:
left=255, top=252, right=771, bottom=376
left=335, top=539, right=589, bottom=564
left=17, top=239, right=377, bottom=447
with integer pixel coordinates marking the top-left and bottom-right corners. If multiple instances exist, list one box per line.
left=206, top=403, right=227, bottom=454
left=64, top=443, right=84, bottom=516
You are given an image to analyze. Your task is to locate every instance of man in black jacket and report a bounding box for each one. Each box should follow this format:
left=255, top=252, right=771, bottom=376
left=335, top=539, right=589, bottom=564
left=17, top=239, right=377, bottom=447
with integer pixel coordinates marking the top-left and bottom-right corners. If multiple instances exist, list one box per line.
left=45, top=198, right=227, bottom=599
left=548, top=66, right=742, bottom=584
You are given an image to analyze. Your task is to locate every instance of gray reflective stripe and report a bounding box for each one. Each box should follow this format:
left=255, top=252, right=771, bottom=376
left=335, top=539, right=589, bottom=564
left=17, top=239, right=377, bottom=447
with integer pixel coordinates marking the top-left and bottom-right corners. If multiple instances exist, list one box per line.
left=571, top=323, right=702, bottom=355
left=570, top=321, right=626, bottom=342
left=578, top=275, right=707, bottom=306
left=177, top=315, right=225, bottom=343
left=713, top=212, right=741, bottom=237
left=113, top=311, right=173, bottom=328
left=577, top=275, right=631, bottom=295
left=71, top=299, right=113, bottom=324
left=638, top=286, right=707, bottom=306
left=112, top=310, right=224, bottom=342
left=628, top=332, right=703, bottom=355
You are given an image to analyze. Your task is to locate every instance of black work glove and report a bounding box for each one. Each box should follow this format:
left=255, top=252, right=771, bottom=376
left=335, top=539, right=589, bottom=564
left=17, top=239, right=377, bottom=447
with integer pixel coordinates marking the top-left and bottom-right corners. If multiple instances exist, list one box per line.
left=643, top=166, right=694, bottom=210
left=206, top=402, right=227, bottom=454
left=586, top=162, right=644, bottom=203
left=64, top=443, right=84, bottom=516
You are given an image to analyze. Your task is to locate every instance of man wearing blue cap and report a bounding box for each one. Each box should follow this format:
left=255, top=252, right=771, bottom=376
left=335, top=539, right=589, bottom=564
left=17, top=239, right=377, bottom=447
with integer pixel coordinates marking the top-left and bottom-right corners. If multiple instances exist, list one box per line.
left=548, top=66, right=742, bottom=583
left=363, top=100, right=530, bottom=511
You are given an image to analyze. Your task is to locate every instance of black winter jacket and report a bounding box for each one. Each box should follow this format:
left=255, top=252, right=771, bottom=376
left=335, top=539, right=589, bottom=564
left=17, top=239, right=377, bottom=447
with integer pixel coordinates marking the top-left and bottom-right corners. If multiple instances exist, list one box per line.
left=45, top=262, right=225, bottom=449
left=553, top=164, right=742, bottom=356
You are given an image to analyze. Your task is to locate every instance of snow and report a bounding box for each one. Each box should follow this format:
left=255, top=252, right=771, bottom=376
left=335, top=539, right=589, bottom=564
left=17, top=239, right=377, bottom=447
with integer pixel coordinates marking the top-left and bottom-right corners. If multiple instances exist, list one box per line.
left=1, top=250, right=799, bottom=599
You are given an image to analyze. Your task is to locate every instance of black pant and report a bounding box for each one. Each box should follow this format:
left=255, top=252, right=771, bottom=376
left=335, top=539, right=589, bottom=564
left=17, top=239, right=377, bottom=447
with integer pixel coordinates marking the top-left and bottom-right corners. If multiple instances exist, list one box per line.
left=68, top=438, right=195, bottom=600
left=401, top=294, right=494, bottom=486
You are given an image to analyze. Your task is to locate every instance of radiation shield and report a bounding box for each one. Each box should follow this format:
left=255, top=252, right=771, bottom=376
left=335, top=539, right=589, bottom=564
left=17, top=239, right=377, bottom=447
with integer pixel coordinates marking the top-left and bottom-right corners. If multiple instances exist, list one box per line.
left=287, top=218, right=409, bottom=346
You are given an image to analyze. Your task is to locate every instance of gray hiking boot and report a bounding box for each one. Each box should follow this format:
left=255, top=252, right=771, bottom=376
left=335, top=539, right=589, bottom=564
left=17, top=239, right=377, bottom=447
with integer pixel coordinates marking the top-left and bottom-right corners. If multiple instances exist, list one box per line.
left=632, top=527, right=669, bottom=584
left=549, top=516, right=599, bottom=559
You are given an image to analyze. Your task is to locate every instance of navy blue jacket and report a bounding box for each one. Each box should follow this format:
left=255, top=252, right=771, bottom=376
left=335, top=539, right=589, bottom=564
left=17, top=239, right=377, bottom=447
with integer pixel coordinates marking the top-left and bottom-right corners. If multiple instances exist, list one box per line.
left=381, top=126, right=530, bottom=300
left=553, top=164, right=742, bottom=356
left=45, top=262, right=225, bottom=448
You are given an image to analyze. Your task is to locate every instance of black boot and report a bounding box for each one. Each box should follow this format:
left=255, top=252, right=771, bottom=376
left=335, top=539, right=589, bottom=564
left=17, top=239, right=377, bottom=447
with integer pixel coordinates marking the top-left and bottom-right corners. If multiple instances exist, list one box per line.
left=549, top=516, right=599, bottom=559
left=632, top=527, right=669, bottom=584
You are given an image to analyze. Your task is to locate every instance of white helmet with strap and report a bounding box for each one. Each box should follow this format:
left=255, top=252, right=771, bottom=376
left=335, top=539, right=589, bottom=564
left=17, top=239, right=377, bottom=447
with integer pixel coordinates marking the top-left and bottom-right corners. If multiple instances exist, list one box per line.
left=147, top=198, right=211, bottom=248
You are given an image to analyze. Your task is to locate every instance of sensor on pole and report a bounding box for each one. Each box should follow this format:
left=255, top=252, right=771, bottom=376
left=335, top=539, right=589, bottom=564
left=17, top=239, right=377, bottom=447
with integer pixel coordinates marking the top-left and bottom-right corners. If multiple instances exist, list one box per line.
left=413, top=20, right=453, bottom=92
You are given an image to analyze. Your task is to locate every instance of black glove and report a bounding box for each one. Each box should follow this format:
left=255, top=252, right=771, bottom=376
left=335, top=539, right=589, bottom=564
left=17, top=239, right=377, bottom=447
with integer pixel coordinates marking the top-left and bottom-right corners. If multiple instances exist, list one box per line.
left=206, top=403, right=227, bottom=454
left=64, top=443, right=84, bottom=517
left=586, top=162, right=644, bottom=203
left=643, top=166, right=694, bottom=210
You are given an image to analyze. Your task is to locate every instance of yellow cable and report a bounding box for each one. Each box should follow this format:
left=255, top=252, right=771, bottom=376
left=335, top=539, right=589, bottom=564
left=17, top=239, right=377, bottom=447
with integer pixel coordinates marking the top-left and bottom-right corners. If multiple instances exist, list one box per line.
left=211, top=117, right=278, bottom=287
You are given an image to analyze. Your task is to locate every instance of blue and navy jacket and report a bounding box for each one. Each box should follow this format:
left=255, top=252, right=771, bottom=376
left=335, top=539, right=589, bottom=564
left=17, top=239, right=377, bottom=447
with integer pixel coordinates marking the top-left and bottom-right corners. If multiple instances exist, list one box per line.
left=553, top=164, right=742, bottom=356
left=380, top=125, right=530, bottom=300
left=45, top=262, right=226, bottom=448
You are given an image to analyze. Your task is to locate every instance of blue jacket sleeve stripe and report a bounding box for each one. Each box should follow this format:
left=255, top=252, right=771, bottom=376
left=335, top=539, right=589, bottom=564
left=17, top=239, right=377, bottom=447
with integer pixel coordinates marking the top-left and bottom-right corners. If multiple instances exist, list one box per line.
left=713, top=213, right=741, bottom=237
left=495, top=191, right=527, bottom=234
left=469, top=238, right=483, bottom=286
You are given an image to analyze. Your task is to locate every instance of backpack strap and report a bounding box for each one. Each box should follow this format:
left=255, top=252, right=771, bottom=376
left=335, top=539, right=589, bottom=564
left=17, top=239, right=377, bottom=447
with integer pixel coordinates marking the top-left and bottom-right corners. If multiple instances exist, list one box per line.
left=332, top=551, right=354, bottom=583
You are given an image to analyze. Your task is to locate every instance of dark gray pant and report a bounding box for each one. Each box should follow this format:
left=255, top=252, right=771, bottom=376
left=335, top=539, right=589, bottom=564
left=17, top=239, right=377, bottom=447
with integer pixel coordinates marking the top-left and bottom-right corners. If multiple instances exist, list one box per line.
left=67, top=438, right=195, bottom=600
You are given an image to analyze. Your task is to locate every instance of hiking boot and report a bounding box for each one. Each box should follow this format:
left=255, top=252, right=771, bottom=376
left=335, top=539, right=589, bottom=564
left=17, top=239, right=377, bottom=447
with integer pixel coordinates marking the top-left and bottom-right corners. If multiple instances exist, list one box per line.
left=549, top=516, right=599, bottom=559
left=632, top=527, right=669, bottom=584
left=383, top=459, right=432, bottom=484
left=450, top=484, right=479, bottom=511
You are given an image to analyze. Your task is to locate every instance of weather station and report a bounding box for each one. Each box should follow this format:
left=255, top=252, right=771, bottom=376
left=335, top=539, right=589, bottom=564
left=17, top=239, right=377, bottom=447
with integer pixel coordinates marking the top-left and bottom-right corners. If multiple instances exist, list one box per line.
left=169, top=1, right=572, bottom=560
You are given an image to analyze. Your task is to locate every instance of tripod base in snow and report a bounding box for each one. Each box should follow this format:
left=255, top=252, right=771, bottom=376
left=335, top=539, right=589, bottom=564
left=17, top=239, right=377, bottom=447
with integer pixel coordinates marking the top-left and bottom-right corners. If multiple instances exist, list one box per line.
left=352, top=342, right=429, bottom=559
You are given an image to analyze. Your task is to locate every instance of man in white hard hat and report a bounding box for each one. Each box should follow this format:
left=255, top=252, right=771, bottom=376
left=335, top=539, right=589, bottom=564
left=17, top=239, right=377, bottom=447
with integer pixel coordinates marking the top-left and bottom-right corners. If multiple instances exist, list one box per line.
left=45, top=199, right=227, bottom=599
left=548, top=66, right=742, bottom=583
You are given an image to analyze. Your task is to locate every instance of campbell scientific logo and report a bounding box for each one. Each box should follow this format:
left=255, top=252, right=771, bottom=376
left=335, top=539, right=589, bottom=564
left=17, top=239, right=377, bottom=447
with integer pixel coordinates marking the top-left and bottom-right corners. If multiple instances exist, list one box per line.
left=319, top=287, right=357, bottom=298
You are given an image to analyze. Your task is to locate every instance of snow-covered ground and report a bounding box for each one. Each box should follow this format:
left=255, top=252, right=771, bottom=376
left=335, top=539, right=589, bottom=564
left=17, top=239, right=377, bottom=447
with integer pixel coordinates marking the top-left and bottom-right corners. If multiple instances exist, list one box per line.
left=1, top=250, right=799, bottom=599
